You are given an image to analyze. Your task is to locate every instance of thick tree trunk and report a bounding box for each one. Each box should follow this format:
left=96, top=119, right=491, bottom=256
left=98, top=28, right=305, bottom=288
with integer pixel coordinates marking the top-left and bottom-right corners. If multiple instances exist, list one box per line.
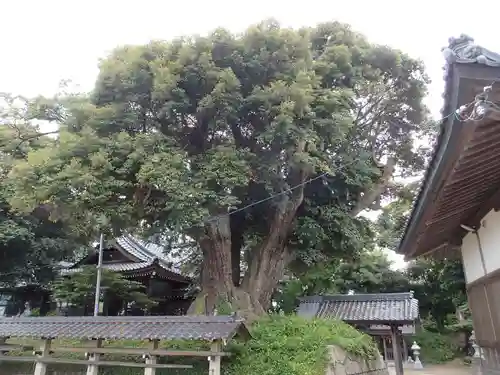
left=188, top=198, right=299, bottom=317
left=246, top=245, right=293, bottom=310
left=189, top=216, right=233, bottom=314
left=241, top=190, right=303, bottom=310
left=189, top=156, right=307, bottom=317
left=187, top=216, right=265, bottom=319
left=230, top=213, right=245, bottom=287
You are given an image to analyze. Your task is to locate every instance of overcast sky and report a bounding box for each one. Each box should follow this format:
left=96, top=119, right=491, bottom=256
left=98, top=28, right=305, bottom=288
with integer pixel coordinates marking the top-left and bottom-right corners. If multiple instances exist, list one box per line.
left=2, top=0, right=499, bottom=268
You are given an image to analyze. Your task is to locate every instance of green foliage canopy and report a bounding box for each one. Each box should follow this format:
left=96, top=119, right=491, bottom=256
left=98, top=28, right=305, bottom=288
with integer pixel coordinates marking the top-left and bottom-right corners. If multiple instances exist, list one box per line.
left=0, top=94, right=80, bottom=286
left=4, top=20, right=431, bottom=314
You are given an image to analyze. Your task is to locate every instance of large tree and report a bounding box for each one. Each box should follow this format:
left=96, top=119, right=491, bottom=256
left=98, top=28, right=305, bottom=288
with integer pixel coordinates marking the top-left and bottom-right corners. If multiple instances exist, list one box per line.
left=0, top=94, right=81, bottom=286
left=5, top=21, right=430, bottom=317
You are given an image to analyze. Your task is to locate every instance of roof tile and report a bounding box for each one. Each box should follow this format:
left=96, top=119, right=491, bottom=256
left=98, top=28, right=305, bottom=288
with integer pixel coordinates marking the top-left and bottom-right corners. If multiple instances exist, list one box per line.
left=298, top=292, right=419, bottom=323
left=0, top=316, right=249, bottom=341
left=61, top=262, right=153, bottom=274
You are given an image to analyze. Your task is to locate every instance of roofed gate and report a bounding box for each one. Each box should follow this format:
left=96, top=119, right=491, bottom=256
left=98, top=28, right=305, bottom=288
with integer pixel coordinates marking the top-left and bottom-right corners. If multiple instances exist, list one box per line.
left=299, top=292, right=419, bottom=375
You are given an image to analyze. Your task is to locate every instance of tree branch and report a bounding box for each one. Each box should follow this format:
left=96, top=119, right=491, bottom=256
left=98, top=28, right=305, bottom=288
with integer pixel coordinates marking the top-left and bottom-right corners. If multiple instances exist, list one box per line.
left=349, top=157, right=396, bottom=217
left=12, top=130, right=60, bottom=155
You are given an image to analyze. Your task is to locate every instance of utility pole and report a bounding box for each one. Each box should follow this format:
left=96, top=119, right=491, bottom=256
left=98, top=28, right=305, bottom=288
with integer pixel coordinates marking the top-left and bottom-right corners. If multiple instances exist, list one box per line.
left=93, top=233, right=104, bottom=317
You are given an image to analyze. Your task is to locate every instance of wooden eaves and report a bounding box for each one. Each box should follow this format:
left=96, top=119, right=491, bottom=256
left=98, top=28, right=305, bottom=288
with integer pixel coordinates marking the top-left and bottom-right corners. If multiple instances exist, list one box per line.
left=398, top=35, right=500, bottom=260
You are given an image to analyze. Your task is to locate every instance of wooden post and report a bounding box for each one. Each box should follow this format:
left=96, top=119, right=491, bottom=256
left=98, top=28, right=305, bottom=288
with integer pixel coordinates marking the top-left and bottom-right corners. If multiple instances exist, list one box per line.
left=391, top=326, right=404, bottom=375
left=0, top=336, right=6, bottom=362
left=144, top=339, right=159, bottom=375
left=86, top=339, right=103, bottom=375
left=208, top=341, right=221, bottom=375
left=34, top=339, right=52, bottom=375
left=382, top=336, right=388, bottom=361
left=402, top=337, right=408, bottom=363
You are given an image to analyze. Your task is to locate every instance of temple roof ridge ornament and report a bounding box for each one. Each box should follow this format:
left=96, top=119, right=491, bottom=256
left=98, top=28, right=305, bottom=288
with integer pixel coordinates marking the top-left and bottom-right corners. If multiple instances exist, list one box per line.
left=442, top=34, right=500, bottom=66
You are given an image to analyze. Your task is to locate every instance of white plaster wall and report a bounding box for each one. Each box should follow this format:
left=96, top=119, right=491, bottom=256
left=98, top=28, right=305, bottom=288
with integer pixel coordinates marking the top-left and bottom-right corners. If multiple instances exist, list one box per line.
left=462, top=230, right=485, bottom=283
left=461, top=209, right=500, bottom=283
left=478, top=209, right=500, bottom=274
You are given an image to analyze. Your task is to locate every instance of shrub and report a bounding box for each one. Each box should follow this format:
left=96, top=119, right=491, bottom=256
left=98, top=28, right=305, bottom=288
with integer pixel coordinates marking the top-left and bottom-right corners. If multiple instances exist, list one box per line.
left=153, top=315, right=378, bottom=375
left=224, top=315, right=377, bottom=375
left=409, top=329, right=459, bottom=364
left=29, top=308, right=41, bottom=317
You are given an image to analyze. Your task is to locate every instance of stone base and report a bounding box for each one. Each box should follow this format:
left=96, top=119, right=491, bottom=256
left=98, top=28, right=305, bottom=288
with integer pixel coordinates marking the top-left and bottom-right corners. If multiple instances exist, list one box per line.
left=326, top=345, right=389, bottom=375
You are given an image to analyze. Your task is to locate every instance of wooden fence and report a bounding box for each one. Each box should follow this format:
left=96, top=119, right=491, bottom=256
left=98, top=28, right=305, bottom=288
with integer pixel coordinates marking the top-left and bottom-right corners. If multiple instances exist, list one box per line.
left=0, top=315, right=250, bottom=375
left=1, top=339, right=225, bottom=375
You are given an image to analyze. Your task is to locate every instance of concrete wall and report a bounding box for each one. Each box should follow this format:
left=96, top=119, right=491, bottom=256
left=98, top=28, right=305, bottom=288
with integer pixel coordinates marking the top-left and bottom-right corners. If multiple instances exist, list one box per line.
left=326, top=345, right=388, bottom=375
left=461, top=209, right=500, bottom=283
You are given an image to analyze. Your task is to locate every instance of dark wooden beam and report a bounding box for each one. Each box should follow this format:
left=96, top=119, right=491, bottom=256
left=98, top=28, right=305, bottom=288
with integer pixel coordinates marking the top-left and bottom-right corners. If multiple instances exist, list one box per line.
left=447, top=159, right=500, bottom=186
left=411, top=242, right=452, bottom=260
left=402, top=63, right=500, bottom=259
left=400, top=68, right=462, bottom=257
left=407, top=106, right=479, bottom=258
left=425, top=202, right=481, bottom=225
left=465, top=187, right=500, bottom=228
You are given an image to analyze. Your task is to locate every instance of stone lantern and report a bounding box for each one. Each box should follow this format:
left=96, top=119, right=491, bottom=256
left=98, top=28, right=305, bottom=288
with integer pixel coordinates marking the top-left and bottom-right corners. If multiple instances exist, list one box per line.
left=469, top=331, right=484, bottom=375
left=411, top=341, right=423, bottom=369
left=470, top=330, right=484, bottom=359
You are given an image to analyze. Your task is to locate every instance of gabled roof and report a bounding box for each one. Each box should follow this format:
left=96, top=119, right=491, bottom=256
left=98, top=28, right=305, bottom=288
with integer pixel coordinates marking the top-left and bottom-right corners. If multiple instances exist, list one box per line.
left=66, top=234, right=191, bottom=284
left=298, top=292, right=419, bottom=324
left=0, top=315, right=250, bottom=341
left=398, top=35, right=500, bottom=259
left=111, top=235, right=183, bottom=271
left=114, top=235, right=172, bottom=264
left=61, top=260, right=191, bottom=284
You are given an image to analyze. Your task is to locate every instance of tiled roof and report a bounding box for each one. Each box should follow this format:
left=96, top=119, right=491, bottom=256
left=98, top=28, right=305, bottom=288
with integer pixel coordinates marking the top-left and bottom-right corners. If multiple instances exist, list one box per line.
left=115, top=235, right=183, bottom=273
left=0, top=315, right=249, bottom=341
left=65, top=234, right=191, bottom=283
left=62, top=262, right=153, bottom=274
left=298, top=292, right=419, bottom=323
left=61, top=260, right=191, bottom=284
